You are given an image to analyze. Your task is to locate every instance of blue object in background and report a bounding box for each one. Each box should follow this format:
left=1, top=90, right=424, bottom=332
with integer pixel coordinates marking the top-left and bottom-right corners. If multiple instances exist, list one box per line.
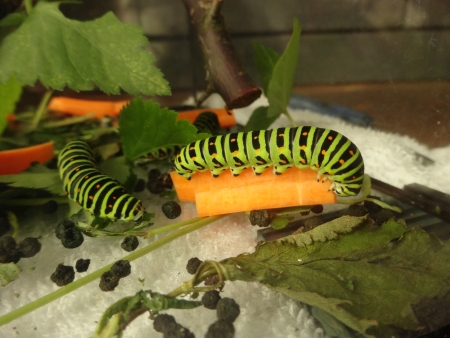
left=289, top=94, right=373, bottom=127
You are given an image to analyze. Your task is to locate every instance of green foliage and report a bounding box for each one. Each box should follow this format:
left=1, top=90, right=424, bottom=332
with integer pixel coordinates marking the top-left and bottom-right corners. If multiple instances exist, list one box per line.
left=212, top=216, right=450, bottom=337
left=0, top=263, right=22, bottom=287
left=119, top=97, right=209, bottom=161
left=0, top=77, right=22, bottom=135
left=98, top=156, right=131, bottom=186
left=252, top=42, right=280, bottom=96
left=0, top=2, right=170, bottom=96
left=245, top=18, right=301, bottom=131
left=243, top=106, right=278, bottom=132
left=95, top=290, right=202, bottom=337
left=0, top=172, right=65, bottom=196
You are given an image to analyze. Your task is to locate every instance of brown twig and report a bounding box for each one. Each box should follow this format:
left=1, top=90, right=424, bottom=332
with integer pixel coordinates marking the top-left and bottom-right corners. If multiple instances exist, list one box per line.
left=182, top=0, right=261, bottom=109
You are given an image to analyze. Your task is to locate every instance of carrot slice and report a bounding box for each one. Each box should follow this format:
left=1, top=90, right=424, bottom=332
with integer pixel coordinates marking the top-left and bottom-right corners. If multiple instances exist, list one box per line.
left=0, top=142, right=55, bottom=175
left=48, top=97, right=129, bottom=118
left=170, top=167, right=337, bottom=216
left=48, top=97, right=237, bottom=128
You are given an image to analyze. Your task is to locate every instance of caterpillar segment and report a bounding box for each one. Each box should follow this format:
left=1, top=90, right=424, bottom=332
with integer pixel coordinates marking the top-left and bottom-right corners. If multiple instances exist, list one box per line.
left=58, top=141, right=145, bottom=222
left=174, top=126, right=364, bottom=197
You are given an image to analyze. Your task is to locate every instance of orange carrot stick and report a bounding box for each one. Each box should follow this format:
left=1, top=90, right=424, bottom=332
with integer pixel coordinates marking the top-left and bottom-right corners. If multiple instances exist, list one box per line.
left=48, top=97, right=129, bottom=118
left=170, top=167, right=337, bottom=216
left=48, top=97, right=237, bottom=128
left=0, top=142, right=55, bottom=175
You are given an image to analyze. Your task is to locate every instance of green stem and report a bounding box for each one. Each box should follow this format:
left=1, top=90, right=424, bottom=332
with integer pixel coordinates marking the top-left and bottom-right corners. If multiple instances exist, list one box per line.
left=0, top=215, right=224, bottom=327
left=24, top=0, right=33, bottom=14
left=24, top=90, right=53, bottom=133
left=0, top=197, right=68, bottom=206
left=40, top=113, right=95, bottom=129
left=144, top=217, right=205, bottom=238
left=284, top=110, right=297, bottom=127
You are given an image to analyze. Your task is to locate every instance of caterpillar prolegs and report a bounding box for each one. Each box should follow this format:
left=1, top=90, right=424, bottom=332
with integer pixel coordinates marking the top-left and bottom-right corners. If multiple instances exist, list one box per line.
left=174, top=126, right=365, bottom=197
left=58, top=141, right=145, bottom=222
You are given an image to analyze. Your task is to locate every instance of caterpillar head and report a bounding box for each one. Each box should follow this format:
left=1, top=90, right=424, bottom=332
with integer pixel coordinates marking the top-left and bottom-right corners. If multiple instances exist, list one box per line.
left=132, top=204, right=146, bottom=223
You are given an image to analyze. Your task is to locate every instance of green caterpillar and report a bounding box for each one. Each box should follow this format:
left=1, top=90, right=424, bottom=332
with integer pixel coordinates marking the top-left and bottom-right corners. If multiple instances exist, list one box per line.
left=174, top=126, right=364, bottom=197
left=142, top=111, right=220, bottom=162
left=58, top=141, right=145, bottom=222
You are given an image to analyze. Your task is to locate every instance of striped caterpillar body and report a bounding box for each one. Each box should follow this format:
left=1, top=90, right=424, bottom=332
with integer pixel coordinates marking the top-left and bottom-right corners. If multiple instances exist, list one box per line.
left=143, top=112, right=220, bottom=161
left=58, top=141, right=145, bottom=222
left=174, top=126, right=364, bottom=197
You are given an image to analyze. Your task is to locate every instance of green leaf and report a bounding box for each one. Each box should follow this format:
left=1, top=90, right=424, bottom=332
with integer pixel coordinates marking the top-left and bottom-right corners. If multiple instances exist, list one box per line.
left=243, top=106, right=279, bottom=132
left=0, top=2, right=170, bottom=96
left=98, top=156, right=130, bottom=186
left=253, top=41, right=280, bottom=96
left=95, top=290, right=202, bottom=337
left=0, top=12, right=26, bottom=41
left=269, top=215, right=293, bottom=230
left=0, top=77, right=22, bottom=135
left=215, top=217, right=450, bottom=337
left=119, top=97, right=203, bottom=161
left=267, top=18, right=301, bottom=118
left=0, top=263, right=22, bottom=287
left=0, top=172, right=65, bottom=195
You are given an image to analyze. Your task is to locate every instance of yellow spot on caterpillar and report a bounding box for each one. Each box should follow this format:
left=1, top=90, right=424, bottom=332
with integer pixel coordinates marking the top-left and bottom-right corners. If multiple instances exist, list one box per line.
left=279, top=134, right=283, bottom=137
left=256, top=149, right=260, bottom=152
left=302, top=132, right=308, bottom=136
left=85, top=176, right=89, bottom=179
left=328, top=136, right=333, bottom=140
left=321, top=150, right=326, bottom=155
left=77, top=188, right=80, bottom=192
left=209, top=142, right=214, bottom=146
left=96, top=184, right=100, bottom=189
left=212, top=153, right=217, bottom=158
left=233, top=150, right=239, bottom=155
left=89, top=196, right=93, bottom=200
left=349, top=150, right=354, bottom=155
left=328, top=171, right=333, bottom=175
left=190, top=147, right=195, bottom=150
left=279, top=147, right=284, bottom=151
left=300, top=159, right=306, bottom=164
left=113, top=196, right=117, bottom=200
left=301, top=145, right=306, bottom=150
left=281, top=160, right=287, bottom=164
left=315, top=163, right=319, bottom=168
left=109, top=204, right=112, bottom=208
left=339, top=159, right=345, bottom=165
left=258, top=161, right=264, bottom=164
left=231, top=138, right=236, bottom=142
left=192, top=157, right=196, bottom=161
left=76, top=168, right=80, bottom=171
left=254, top=136, right=258, bottom=139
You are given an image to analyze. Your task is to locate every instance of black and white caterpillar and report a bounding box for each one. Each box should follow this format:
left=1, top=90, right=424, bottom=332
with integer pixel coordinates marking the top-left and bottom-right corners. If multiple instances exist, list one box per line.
left=58, top=141, right=145, bottom=222
left=174, top=126, right=364, bottom=197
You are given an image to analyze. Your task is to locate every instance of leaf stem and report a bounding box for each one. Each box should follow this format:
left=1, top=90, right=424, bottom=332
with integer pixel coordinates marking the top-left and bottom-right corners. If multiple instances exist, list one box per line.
left=24, top=0, right=33, bottom=15
left=0, top=215, right=224, bottom=327
left=24, top=90, right=53, bottom=133
left=284, top=109, right=297, bottom=127
left=143, top=217, right=205, bottom=238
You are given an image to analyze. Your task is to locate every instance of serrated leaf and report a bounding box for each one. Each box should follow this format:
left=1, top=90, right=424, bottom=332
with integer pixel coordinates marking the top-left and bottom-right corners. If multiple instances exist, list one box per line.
left=216, top=217, right=450, bottom=337
left=0, top=77, right=22, bottom=135
left=0, top=2, right=170, bottom=96
left=0, top=172, right=65, bottom=195
left=119, top=97, right=204, bottom=161
left=253, top=41, right=280, bottom=96
left=267, top=18, right=301, bottom=118
left=0, top=263, right=22, bottom=287
left=243, top=106, right=278, bottom=132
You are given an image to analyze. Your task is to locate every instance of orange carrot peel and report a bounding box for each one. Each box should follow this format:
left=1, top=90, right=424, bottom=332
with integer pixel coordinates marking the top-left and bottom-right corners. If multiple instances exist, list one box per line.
left=48, top=97, right=237, bottom=128
left=0, top=142, right=55, bottom=175
left=170, top=167, right=337, bottom=217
